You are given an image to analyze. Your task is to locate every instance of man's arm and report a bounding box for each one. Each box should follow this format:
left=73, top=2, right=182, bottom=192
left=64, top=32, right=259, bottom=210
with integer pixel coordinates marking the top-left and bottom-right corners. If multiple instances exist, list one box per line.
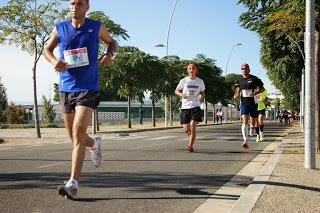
left=255, top=86, right=265, bottom=95
left=99, top=24, right=117, bottom=65
left=44, top=28, right=68, bottom=71
left=175, top=88, right=187, bottom=99
left=198, top=91, right=205, bottom=101
left=234, top=87, right=240, bottom=99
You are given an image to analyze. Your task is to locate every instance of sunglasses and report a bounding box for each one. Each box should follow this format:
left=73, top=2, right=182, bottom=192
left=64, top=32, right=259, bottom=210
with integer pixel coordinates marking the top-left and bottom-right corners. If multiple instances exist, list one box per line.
left=241, top=68, right=247, bottom=70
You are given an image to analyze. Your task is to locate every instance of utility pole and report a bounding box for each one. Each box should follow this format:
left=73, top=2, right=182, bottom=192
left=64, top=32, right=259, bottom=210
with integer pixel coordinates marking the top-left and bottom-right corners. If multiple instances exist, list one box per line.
left=305, top=0, right=316, bottom=169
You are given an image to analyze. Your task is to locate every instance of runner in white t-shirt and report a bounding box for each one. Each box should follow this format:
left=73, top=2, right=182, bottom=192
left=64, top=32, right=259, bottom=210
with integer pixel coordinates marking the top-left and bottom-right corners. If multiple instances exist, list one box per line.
left=175, top=64, right=205, bottom=152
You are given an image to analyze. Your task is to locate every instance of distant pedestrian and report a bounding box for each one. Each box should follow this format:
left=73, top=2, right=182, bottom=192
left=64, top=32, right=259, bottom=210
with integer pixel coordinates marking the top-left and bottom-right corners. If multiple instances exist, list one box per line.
left=215, top=109, right=219, bottom=123
left=44, top=0, right=116, bottom=200
left=219, top=109, right=223, bottom=124
left=175, top=64, right=205, bottom=152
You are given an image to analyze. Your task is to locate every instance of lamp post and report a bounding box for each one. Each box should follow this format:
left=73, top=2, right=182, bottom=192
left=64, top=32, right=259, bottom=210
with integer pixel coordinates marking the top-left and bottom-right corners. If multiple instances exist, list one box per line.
left=225, top=43, right=242, bottom=76
left=156, top=0, right=180, bottom=127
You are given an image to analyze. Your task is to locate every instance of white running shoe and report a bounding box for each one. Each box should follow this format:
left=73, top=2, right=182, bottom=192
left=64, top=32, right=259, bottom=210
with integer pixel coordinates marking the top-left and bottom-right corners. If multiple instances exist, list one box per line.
left=58, top=180, right=78, bottom=200
left=89, top=137, right=103, bottom=168
left=256, top=135, right=261, bottom=142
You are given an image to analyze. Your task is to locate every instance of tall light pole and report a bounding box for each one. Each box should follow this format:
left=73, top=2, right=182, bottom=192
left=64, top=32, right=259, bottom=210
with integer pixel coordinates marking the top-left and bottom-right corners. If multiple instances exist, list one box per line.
left=156, top=0, right=180, bottom=127
left=305, top=0, right=316, bottom=169
left=225, top=43, right=242, bottom=76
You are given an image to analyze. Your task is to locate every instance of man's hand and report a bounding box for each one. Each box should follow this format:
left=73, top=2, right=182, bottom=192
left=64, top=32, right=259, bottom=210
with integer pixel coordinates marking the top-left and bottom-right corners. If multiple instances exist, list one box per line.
left=53, top=59, right=68, bottom=72
left=99, top=52, right=112, bottom=65
left=181, top=94, right=188, bottom=99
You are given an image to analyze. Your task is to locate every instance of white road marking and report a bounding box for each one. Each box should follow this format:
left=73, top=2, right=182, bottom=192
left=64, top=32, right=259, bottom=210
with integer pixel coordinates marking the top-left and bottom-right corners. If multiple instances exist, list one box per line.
left=114, top=135, right=148, bottom=140
left=149, top=136, right=177, bottom=140
left=0, top=147, right=13, bottom=151
left=37, top=162, right=65, bottom=168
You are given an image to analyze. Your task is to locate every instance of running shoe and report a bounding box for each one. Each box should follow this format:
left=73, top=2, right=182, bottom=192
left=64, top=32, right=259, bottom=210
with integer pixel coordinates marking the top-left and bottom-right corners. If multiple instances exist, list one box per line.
left=242, top=140, right=249, bottom=149
left=260, top=133, right=264, bottom=141
left=187, top=145, right=194, bottom=152
left=256, top=135, right=261, bottom=142
left=89, top=137, right=103, bottom=168
left=58, top=181, right=78, bottom=200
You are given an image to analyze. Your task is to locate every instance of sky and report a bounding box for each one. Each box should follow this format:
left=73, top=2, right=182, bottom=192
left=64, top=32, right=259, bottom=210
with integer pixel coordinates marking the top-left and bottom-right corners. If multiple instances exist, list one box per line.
left=0, top=0, right=276, bottom=104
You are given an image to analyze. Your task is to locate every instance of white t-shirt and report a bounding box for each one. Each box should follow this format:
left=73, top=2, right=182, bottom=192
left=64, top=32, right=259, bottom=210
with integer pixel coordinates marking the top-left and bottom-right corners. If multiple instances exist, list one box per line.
left=176, top=77, right=205, bottom=109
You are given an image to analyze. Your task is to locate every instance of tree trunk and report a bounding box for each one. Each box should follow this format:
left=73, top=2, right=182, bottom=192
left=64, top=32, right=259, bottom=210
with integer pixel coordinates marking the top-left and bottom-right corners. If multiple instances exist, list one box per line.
left=32, top=64, right=41, bottom=138
left=169, top=95, right=173, bottom=126
left=96, top=109, right=99, bottom=131
left=315, top=31, right=320, bottom=152
left=204, top=100, right=207, bottom=124
left=152, top=99, right=156, bottom=127
left=128, top=96, right=131, bottom=128
left=92, top=110, right=97, bottom=134
left=213, top=105, right=216, bottom=123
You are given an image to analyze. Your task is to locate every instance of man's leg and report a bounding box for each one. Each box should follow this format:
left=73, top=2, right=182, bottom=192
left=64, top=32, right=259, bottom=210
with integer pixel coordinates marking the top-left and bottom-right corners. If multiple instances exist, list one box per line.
left=64, top=112, right=94, bottom=148
left=189, top=120, right=198, bottom=147
left=70, top=106, right=93, bottom=181
left=241, top=114, right=249, bottom=149
left=183, top=123, right=191, bottom=135
left=258, top=113, right=265, bottom=141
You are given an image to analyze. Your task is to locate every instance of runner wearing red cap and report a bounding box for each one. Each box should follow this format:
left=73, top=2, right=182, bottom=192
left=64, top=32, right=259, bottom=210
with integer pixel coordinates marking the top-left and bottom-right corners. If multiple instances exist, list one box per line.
left=175, top=64, right=205, bottom=152
left=234, top=63, right=265, bottom=149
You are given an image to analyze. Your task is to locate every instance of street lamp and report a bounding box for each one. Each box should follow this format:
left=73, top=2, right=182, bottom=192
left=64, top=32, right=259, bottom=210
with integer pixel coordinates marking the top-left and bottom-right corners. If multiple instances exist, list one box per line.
left=225, top=43, right=242, bottom=76
left=156, top=0, right=180, bottom=127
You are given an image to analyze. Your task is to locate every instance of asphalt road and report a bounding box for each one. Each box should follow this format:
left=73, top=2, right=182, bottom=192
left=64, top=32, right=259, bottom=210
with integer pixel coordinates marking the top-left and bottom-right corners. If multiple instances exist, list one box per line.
left=0, top=122, right=288, bottom=213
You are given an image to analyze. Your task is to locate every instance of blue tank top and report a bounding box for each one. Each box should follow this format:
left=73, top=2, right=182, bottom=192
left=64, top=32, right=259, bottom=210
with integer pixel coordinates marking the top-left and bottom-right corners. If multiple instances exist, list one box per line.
left=56, top=18, right=101, bottom=92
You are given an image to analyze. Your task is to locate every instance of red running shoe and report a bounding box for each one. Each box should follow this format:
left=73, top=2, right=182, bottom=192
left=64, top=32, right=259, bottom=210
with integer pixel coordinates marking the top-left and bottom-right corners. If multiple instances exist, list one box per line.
left=242, top=140, right=249, bottom=149
left=187, top=145, right=194, bottom=152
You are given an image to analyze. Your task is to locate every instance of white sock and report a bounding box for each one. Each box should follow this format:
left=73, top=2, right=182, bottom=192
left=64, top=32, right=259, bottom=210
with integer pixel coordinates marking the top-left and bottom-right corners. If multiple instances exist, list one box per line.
left=242, top=124, right=248, bottom=141
left=66, top=178, right=78, bottom=189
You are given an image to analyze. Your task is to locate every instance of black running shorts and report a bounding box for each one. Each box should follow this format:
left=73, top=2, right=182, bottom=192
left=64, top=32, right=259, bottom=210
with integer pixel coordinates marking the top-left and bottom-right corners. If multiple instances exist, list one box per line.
left=59, top=91, right=101, bottom=113
left=180, top=107, right=202, bottom=124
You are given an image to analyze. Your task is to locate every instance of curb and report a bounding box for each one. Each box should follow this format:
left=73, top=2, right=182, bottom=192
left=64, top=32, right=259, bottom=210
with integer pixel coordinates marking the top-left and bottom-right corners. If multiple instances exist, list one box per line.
left=230, top=146, right=283, bottom=213
left=193, top=141, right=282, bottom=213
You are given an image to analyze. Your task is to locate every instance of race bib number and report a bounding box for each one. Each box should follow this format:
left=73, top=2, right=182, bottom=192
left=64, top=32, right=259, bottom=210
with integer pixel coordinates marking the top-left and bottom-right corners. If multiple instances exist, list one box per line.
left=242, top=89, right=253, bottom=97
left=64, top=47, right=89, bottom=68
left=188, top=91, right=196, bottom=98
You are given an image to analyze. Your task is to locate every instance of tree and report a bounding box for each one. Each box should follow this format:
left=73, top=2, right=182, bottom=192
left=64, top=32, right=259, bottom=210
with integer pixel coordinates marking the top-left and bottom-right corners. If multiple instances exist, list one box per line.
left=224, top=73, right=242, bottom=108
left=87, top=11, right=129, bottom=95
left=236, top=0, right=312, bottom=108
left=41, top=95, right=56, bottom=126
left=0, top=77, right=8, bottom=123
left=53, top=83, right=60, bottom=102
left=106, top=46, right=155, bottom=128
left=0, top=0, right=68, bottom=137
left=4, top=102, right=26, bottom=124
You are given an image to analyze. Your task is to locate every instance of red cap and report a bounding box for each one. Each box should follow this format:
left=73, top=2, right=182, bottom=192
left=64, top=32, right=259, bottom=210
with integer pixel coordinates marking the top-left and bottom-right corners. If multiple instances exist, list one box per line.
left=187, top=63, right=198, bottom=75
left=241, top=63, right=250, bottom=70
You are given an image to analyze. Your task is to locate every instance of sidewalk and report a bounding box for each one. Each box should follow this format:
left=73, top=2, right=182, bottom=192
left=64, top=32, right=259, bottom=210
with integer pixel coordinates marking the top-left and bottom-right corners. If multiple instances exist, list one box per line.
left=232, top=123, right=320, bottom=213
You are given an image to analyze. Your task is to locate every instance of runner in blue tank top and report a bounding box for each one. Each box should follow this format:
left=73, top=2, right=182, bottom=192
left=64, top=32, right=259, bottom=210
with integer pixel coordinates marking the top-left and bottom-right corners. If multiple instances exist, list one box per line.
left=44, top=0, right=117, bottom=200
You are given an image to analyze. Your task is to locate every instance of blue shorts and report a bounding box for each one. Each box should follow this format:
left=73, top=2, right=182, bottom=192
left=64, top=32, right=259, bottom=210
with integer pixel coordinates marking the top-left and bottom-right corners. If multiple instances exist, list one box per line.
left=240, top=104, right=258, bottom=118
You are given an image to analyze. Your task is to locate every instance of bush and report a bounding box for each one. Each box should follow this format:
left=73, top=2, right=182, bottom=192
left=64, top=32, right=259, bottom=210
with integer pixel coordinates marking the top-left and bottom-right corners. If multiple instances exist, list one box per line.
left=42, top=95, right=56, bottom=125
left=4, top=103, right=27, bottom=124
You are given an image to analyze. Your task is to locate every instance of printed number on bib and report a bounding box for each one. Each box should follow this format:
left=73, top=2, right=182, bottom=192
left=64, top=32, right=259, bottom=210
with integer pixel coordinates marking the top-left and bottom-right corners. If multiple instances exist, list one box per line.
left=242, top=89, right=253, bottom=97
left=64, top=47, right=89, bottom=68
